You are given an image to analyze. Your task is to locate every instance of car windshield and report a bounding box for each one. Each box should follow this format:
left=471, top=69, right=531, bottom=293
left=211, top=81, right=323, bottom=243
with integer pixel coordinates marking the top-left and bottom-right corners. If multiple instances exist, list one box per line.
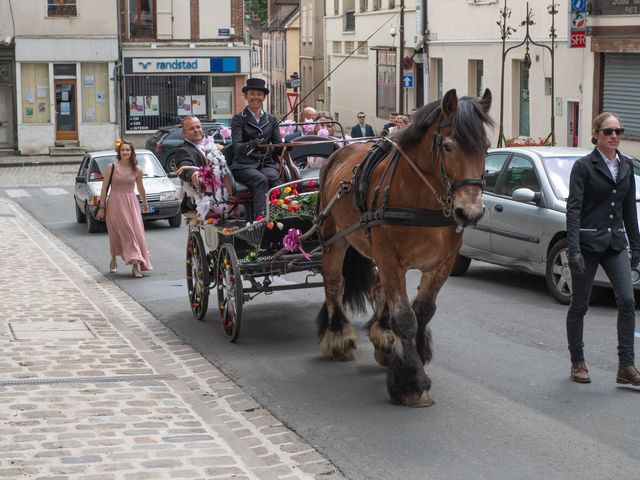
left=543, top=156, right=640, bottom=201
left=90, top=153, right=166, bottom=180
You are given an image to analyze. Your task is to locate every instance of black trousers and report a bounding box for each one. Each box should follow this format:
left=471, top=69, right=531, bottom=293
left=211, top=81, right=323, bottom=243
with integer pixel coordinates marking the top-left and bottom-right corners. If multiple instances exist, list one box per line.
left=567, top=248, right=636, bottom=367
left=232, top=165, right=281, bottom=218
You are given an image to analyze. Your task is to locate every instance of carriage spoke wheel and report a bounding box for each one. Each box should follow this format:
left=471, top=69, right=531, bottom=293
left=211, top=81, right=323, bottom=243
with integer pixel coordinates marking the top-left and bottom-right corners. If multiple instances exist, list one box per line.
left=186, top=231, right=210, bottom=320
left=217, top=243, right=243, bottom=342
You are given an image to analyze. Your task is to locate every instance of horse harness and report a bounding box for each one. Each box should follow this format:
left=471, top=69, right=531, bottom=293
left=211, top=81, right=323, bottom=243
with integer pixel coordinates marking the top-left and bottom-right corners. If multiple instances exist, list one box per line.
left=316, top=115, right=485, bottom=248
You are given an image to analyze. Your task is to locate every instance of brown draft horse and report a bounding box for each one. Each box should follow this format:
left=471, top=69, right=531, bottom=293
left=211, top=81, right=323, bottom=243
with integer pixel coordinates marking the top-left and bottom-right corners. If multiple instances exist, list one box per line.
left=316, top=89, right=493, bottom=407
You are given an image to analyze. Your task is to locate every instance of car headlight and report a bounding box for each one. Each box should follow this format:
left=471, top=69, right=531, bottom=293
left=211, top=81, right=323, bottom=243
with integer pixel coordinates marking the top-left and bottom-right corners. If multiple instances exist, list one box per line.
left=159, top=191, right=176, bottom=202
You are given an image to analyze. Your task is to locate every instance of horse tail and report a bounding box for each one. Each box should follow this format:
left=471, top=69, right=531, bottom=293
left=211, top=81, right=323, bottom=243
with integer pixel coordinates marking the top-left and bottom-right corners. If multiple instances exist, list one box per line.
left=342, top=246, right=375, bottom=313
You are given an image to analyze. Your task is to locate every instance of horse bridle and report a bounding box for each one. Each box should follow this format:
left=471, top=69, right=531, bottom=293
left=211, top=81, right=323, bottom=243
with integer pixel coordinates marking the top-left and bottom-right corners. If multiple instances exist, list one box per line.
left=391, top=113, right=485, bottom=216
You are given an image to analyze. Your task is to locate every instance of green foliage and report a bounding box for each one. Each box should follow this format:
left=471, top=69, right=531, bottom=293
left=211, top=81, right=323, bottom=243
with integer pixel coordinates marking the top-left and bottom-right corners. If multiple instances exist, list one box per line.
left=245, top=0, right=267, bottom=23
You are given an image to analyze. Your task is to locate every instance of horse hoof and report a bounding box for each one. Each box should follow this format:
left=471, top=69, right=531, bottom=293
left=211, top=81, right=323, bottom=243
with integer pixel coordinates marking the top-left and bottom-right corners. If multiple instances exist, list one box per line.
left=394, top=391, right=434, bottom=408
left=334, top=349, right=356, bottom=361
left=373, top=348, right=390, bottom=367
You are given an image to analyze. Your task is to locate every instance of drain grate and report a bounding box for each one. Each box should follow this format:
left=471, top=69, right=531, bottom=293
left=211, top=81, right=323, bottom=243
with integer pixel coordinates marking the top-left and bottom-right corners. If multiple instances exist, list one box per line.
left=0, top=373, right=178, bottom=387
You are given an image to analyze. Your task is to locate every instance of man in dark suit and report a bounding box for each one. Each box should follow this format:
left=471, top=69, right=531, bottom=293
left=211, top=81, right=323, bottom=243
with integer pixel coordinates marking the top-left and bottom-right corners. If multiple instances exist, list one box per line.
left=231, top=78, right=282, bottom=217
left=566, top=112, right=640, bottom=386
left=381, top=112, right=398, bottom=135
left=350, top=112, right=375, bottom=138
left=175, top=116, right=206, bottom=184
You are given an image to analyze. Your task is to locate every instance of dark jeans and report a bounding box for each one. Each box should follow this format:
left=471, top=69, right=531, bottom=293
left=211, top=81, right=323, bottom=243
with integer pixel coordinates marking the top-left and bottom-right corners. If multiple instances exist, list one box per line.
left=232, top=165, right=281, bottom=218
left=567, top=248, right=636, bottom=367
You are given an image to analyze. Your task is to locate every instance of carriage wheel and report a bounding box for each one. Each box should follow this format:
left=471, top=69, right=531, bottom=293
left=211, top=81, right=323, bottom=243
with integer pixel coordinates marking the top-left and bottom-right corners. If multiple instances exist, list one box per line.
left=186, top=231, right=210, bottom=320
left=216, top=243, right=243, bottom=342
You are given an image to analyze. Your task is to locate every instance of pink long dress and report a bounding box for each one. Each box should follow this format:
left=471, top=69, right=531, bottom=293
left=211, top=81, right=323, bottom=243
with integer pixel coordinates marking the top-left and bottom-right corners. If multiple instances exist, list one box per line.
left=106, top=164, right=152, bottom=271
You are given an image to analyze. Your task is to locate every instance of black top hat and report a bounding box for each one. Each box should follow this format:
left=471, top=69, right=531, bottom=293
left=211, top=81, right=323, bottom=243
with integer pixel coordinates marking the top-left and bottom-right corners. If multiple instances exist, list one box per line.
left=242, top=77, right=269, bottom=94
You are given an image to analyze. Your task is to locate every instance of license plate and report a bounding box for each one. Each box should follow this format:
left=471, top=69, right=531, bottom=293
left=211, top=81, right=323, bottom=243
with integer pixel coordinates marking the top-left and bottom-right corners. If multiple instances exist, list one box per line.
left=144, top=205, right=156, bottom=214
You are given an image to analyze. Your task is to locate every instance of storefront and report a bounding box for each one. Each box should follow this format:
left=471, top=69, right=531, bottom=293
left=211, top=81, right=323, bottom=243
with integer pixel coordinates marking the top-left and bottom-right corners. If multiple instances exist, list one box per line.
left=121, top=47, right=250, bottom=133
left=15, top=38, right=118, bottom=155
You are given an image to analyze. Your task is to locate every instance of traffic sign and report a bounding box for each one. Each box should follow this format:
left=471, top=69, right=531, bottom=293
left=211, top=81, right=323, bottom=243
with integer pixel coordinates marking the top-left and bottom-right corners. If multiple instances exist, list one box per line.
left=402, top=75, right=414, bottom=89
left=286, top=92, right=300, bottom=111
left=571, top=0, right=586, bottom=12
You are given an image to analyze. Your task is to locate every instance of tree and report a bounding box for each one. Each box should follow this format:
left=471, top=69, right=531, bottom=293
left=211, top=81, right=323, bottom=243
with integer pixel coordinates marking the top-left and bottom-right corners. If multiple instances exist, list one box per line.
left=245, top=0, right=267, bottom=23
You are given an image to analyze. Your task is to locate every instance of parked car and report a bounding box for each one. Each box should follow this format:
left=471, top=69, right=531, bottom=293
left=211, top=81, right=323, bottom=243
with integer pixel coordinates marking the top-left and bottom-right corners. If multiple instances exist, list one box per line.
left=74, top=149, right=181, bottom=233
left=451, top=146, right=640, bottom=304
left=145, top=121, right=227, bottom=172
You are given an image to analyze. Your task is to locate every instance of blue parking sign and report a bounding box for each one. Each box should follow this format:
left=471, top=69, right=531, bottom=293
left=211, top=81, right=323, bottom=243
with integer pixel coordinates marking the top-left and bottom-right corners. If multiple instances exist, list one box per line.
left=571, top=0, right=586, bottom=12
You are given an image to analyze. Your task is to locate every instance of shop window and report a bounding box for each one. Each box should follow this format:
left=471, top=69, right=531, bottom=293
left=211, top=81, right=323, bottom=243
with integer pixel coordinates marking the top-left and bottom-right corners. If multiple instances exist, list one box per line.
left=81, top=64, right=110, bottom=123
left=129, top=0, right=155, bottom=39
left=21, top=64, right=50, bottom=124
left=376, top=49, right=396, bottom=118
left=47, top=0, right=77, bottom=17
left=125, top=75, right=208, bottom=131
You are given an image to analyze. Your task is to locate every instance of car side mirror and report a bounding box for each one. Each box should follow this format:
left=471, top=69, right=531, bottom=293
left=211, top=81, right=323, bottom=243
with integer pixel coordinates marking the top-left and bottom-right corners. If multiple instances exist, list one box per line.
left=512, top=187, right=541, bottom=205
left=76, top=176, right=86, bottom=183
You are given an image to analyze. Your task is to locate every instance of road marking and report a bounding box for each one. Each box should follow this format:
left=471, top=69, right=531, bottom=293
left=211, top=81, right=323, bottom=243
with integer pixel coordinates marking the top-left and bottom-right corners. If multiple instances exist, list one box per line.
left=5, top=189, right=29, bottom=198
left=41, top=187, right=69, bottom=196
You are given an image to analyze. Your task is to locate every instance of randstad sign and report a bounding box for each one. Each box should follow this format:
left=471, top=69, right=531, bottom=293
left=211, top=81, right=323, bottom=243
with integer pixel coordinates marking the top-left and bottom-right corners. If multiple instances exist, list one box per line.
left=133, top=58, right=209, bottom=73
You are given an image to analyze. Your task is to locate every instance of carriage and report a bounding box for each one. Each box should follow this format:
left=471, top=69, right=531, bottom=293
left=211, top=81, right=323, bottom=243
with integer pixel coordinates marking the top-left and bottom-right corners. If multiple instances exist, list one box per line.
left=180, top=90, right=494, bottom=407
left=181, top=125, right=341, bottom=342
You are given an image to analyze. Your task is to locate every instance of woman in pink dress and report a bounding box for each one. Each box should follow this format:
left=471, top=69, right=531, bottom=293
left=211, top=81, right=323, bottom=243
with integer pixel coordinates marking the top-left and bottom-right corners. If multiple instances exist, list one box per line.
left=96, top=141, right=152, bottom=278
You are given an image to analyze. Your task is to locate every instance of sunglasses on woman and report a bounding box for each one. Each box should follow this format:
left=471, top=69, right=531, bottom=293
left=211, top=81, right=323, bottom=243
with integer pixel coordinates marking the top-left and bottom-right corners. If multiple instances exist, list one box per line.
left=598, top=128, right=625, bottom=136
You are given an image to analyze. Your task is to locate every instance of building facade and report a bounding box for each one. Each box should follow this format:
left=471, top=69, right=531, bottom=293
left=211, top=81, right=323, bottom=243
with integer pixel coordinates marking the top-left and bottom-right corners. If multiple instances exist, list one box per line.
left=119, top=0, right=250, bottom=134
left=299, top=0, right=326, bottom=113
left=324, top=0, right=420, bottom=135
left=3, top=0, right=119, bottom=155
left=587, top=0, right=640, bottom=157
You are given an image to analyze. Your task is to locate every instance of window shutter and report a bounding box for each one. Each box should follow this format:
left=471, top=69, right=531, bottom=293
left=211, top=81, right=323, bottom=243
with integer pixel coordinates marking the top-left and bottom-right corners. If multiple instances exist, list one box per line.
left=603, top=54, right=640, bottom=139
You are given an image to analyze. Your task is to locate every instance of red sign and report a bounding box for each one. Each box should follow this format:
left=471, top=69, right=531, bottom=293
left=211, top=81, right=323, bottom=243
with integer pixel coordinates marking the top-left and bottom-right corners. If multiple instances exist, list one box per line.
left=570, top=30, right=586, bottom=48
left=286, top=92, right=300, bottom=111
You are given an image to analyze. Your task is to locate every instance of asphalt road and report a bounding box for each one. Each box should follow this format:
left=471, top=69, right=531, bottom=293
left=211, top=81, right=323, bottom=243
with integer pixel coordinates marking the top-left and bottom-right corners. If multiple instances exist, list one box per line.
left=7, top=181, right=640, bottom=480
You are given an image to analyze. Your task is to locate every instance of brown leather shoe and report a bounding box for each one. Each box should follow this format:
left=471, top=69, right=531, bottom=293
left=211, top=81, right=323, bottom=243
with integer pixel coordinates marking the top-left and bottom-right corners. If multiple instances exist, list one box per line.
left=571, top=361, right=591, bottom=383
left=616, top=365, right=640, bottom=386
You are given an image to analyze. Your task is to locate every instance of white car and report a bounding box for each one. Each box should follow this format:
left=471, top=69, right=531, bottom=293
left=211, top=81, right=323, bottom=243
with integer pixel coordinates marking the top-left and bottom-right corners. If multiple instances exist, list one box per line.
left=74, top=149, right=181, bottom=233
left=452, top=146, right=640, bottom=304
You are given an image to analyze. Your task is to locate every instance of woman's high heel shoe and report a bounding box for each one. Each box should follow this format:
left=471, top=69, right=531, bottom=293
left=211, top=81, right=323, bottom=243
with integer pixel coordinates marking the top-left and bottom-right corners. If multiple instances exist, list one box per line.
left=132, top=264, right=143, bottom=278
left=109, top=259, right=117, bottom=273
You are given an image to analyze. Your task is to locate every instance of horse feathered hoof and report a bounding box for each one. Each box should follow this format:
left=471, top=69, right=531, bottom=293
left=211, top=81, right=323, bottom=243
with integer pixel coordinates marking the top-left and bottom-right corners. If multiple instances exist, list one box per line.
left=318, top=323, right=358, bottom=361
left=373, top=347, right=390, bottom=367
left=393, top=390, right=434, bottom=408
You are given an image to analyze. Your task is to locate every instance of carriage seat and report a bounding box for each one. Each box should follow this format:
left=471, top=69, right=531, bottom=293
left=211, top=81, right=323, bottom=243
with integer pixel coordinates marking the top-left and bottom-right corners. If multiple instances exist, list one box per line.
left=289, top=135, right=336, bottom=169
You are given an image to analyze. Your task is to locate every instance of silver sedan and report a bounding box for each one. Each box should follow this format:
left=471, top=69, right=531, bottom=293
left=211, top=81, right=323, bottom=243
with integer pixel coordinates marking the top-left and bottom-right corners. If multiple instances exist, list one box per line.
left=74, top=149, right=181, bottom=233
left=452, top=146, right=640, bottom=304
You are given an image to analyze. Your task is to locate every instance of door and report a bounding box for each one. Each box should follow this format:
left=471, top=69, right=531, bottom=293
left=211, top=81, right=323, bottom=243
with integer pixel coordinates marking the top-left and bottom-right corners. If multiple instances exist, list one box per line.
left=490, top=154, right=545, bottom=262
left=54, top=80, right=78, bottom=140
left=210, top=88, right=233, bottom=125
left=0, top=87, right=13, bottom=148
left=567, top=102, right=579, bottom=147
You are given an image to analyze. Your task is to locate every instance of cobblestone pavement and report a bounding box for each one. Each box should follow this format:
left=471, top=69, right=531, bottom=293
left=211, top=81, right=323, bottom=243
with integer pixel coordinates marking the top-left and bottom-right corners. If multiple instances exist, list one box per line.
left=0, top=197, right=346, bottom=480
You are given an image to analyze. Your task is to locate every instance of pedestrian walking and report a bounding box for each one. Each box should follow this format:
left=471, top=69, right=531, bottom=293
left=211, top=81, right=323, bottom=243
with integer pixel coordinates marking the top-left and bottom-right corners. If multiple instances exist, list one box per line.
left=230, top=78, right=282, bottom=218
left=96, top=140, right=152, bottom=278
left=566, top=111, right=640, bottom=385
left=350, top=112, right=375, bottom=138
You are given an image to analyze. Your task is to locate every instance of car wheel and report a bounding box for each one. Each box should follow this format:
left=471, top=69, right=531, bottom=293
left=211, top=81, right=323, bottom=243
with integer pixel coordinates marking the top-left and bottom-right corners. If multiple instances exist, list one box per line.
left=75, top=200, right=86, bottom=223
left=545, top=238, right=572, bottom=305
left=450, top=254, right=471, bottom=277
left=166, top=153, right=177, bottom=173
left=85, top=204, right=102, bottom=234
left=168, top=212, right=182, bottom=228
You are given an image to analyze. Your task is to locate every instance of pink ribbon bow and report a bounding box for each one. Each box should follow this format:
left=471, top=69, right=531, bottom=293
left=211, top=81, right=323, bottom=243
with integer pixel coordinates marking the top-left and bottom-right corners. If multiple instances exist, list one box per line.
left=282, top=228, right=311, bottom=260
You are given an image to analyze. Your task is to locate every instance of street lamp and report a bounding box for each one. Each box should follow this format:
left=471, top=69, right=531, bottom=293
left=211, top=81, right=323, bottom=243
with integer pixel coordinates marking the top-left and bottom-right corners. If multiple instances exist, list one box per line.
left=497, top=0, right=558, bottom=147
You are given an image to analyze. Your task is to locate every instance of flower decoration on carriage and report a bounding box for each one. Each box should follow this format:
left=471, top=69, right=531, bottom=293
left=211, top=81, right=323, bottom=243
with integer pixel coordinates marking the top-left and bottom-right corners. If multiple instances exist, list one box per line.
left=303, top=119, right=316, bottom=134
left=219, top=126, right=231, bottom=142
left=282, top=228, right=311, bottom=260
left=317, top=127, right=330, bottom=138
left=266, top=184, right=319, bottom=229
left=279, top=120, right=296, bottom=140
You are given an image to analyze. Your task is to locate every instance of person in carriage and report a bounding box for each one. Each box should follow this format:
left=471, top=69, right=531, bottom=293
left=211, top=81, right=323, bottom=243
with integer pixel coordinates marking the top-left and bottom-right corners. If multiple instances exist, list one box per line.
left=230, top=78, right=283, bottom=218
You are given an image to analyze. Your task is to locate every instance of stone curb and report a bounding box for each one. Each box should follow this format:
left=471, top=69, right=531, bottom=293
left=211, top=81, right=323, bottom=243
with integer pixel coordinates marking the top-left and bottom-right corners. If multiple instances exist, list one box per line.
left=0, top=156, right=83, bottom=168
left=0, top=197, right=346, bottom=480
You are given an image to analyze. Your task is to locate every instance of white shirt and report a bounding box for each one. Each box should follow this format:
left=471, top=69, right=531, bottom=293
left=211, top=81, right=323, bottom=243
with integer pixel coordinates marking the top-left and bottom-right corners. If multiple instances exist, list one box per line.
left=597, top=147, right=620, bottom=181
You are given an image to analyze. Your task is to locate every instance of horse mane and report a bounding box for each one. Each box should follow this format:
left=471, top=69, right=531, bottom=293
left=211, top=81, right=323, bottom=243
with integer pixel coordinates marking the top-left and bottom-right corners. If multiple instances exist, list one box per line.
left=393, top=95, right=494, bottom=155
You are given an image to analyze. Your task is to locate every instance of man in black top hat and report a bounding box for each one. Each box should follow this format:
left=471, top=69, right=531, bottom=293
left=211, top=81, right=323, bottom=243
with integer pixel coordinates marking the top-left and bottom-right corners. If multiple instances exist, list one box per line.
left=230, top=78, right=282, bottom=218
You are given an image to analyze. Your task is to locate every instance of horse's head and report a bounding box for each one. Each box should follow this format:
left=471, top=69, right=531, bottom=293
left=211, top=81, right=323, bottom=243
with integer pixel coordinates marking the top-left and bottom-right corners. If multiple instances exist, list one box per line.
left=434, top=88, right=493, bottom=227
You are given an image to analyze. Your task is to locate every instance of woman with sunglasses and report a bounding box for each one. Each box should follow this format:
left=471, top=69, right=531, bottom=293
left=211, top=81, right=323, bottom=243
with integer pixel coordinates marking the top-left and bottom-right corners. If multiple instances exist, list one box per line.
left=566, top=112, right=640, bottom=386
